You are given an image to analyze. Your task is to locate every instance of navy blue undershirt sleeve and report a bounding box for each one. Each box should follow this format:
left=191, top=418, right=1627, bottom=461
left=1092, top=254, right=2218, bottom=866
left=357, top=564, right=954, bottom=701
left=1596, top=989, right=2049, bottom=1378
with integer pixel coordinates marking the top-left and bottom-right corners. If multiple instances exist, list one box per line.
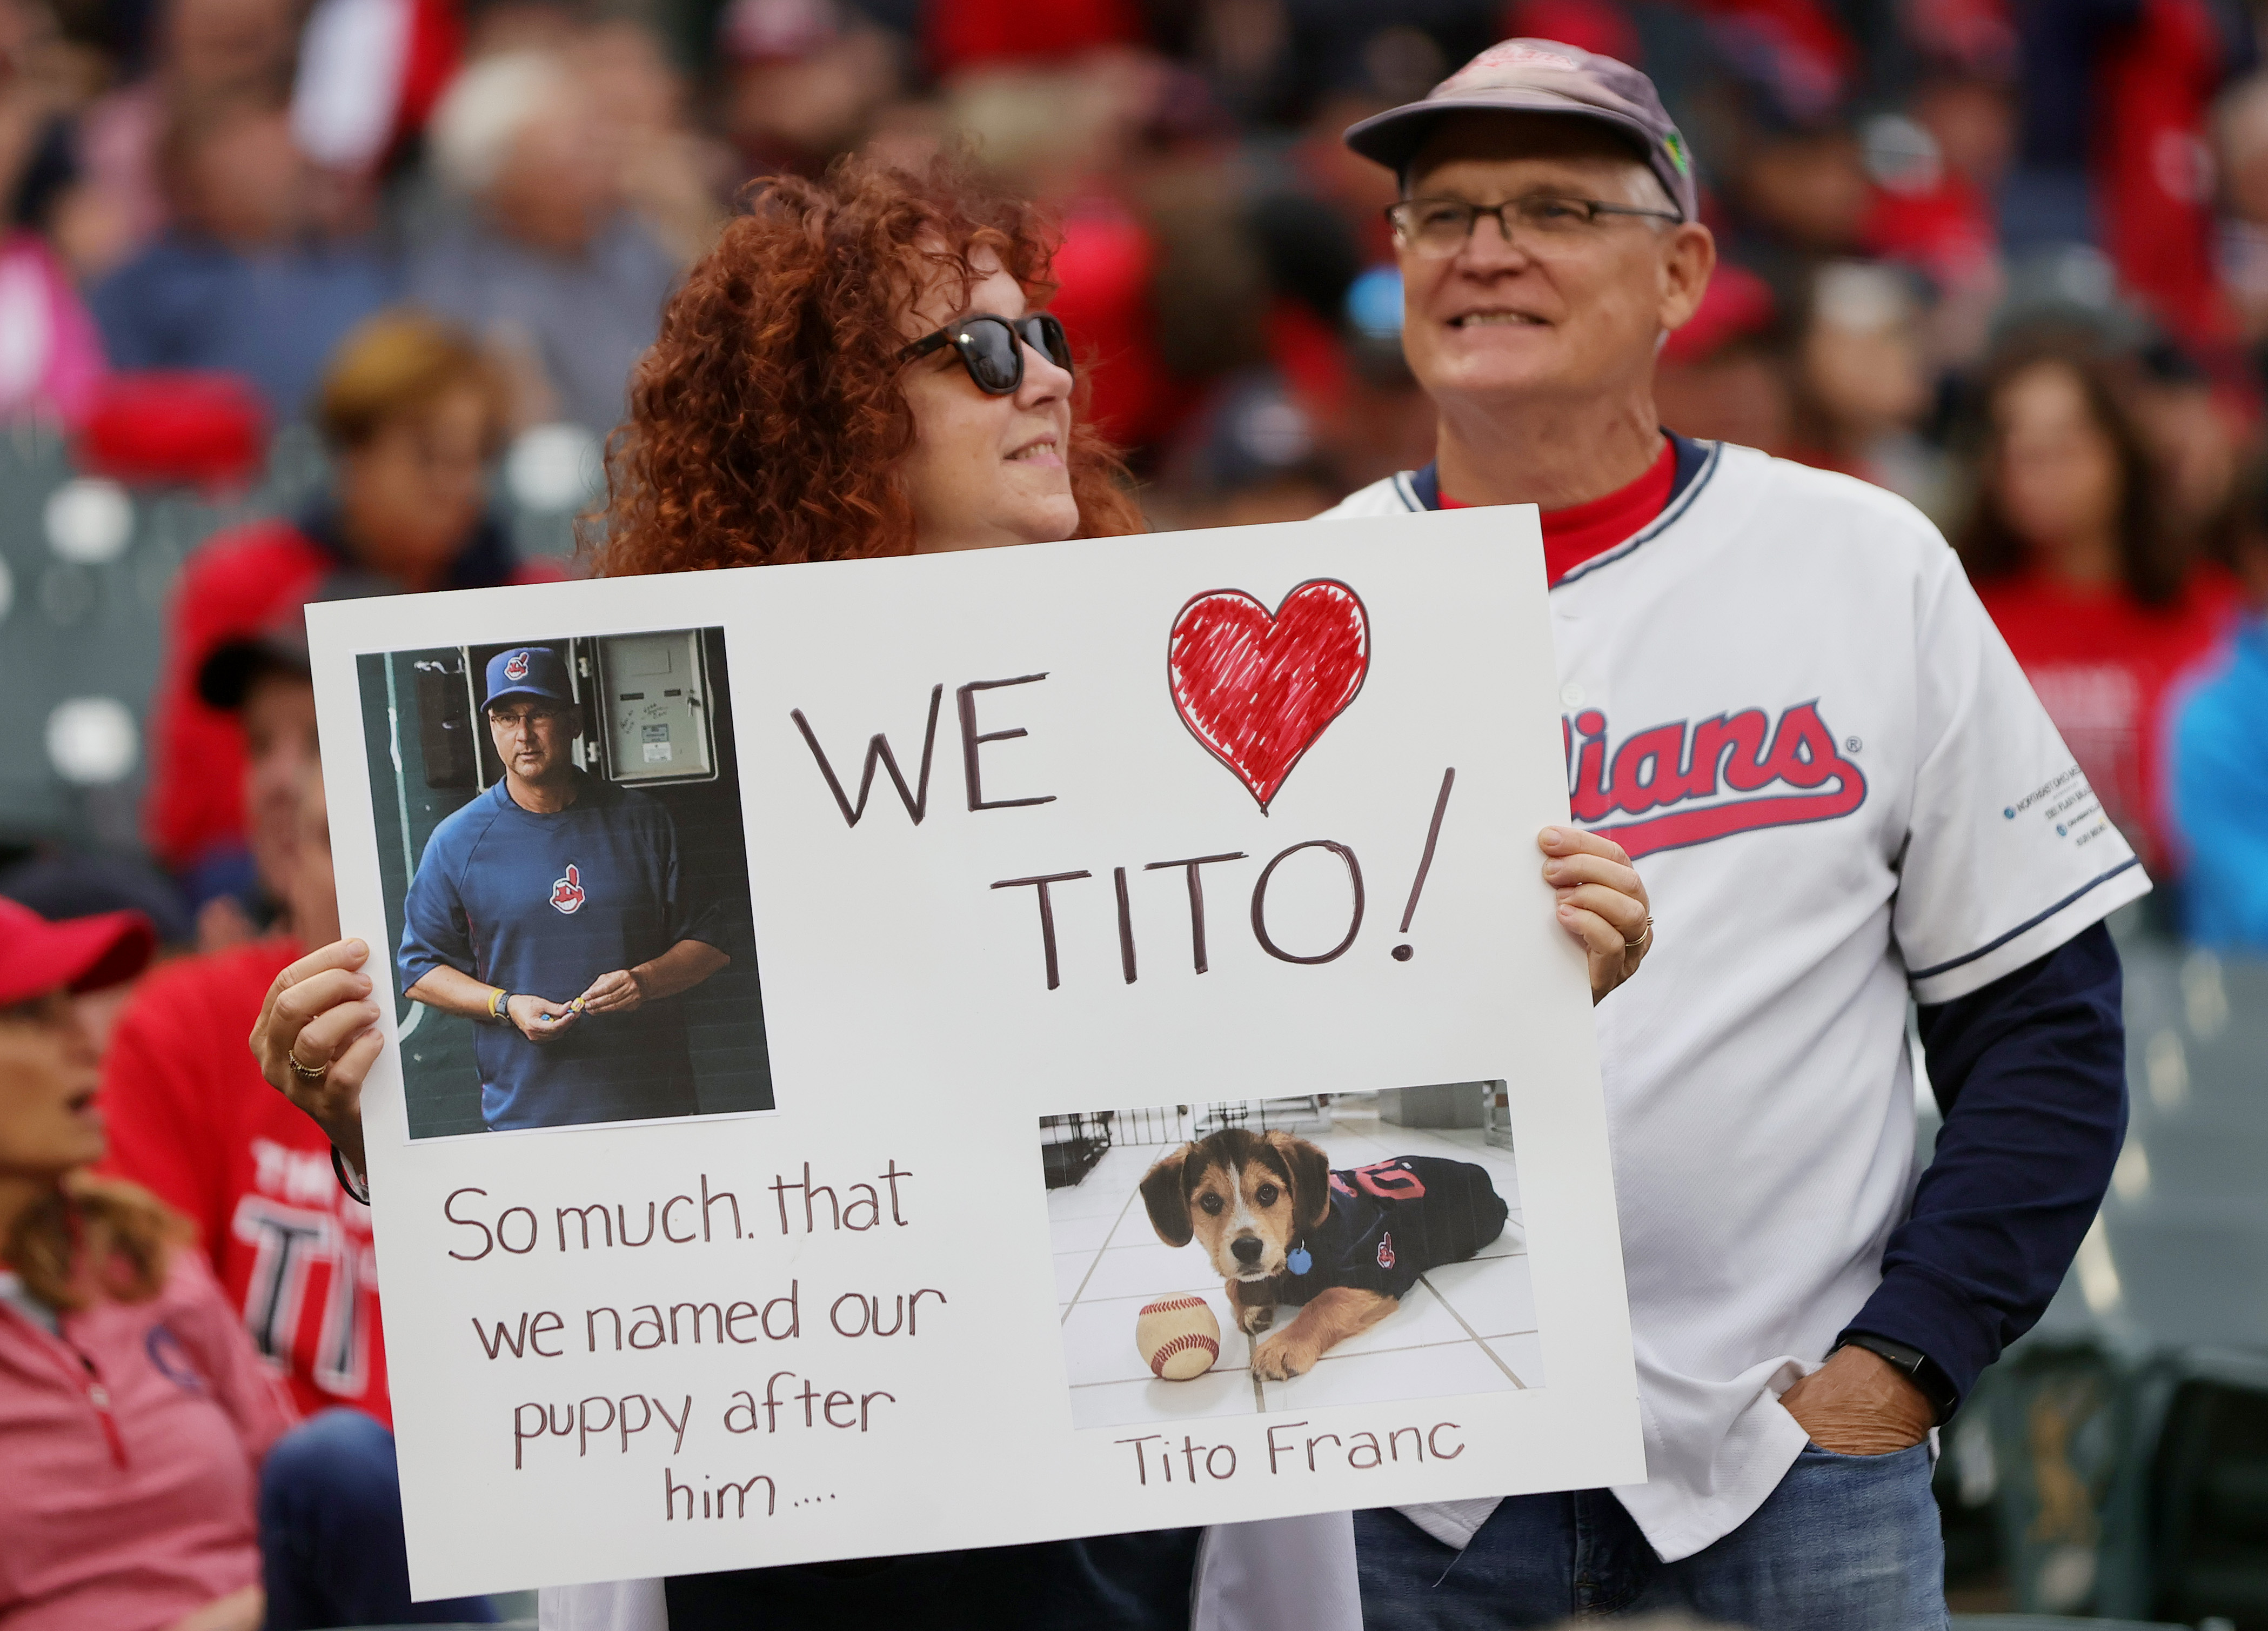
left=1842, top=920, right=2126, bottom=1408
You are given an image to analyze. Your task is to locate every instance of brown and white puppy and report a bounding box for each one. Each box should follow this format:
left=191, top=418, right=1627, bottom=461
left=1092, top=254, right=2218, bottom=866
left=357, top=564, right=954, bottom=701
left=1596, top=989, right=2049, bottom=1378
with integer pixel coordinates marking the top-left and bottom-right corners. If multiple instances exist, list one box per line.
left=1140, top=1127, right=1399, bottom=1381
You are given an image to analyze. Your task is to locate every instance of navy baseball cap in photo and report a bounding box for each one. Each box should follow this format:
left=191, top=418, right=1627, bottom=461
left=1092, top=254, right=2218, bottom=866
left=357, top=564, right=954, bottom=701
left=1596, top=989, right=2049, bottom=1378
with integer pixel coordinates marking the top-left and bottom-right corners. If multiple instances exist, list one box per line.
left=484, top=646, right=574, bottom=709
left=1344, top=38, right=1700, bottom=223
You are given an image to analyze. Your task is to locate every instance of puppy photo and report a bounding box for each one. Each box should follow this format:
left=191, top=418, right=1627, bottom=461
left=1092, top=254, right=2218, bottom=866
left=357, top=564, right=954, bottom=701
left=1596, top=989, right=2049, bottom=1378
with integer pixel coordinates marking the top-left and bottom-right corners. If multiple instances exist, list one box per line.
left=1140, top=1128, right=1509, bottom=1380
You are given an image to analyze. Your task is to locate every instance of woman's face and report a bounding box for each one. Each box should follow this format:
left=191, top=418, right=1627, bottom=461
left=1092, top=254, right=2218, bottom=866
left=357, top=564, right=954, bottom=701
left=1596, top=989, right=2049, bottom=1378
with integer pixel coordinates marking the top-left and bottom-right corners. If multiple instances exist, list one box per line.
left=0, top=992, right=105, bottom=1185
left=896, top=250, right=1080, bottom=553
left=338, top=384, right=493, bottom=581
left=1993, top=361, right=2124, bottom=553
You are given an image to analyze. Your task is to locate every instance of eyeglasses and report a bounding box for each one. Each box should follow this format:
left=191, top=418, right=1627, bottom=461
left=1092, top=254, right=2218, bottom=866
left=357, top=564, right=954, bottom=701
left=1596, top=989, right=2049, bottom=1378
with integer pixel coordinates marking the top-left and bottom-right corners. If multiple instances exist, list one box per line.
left=897, top=313, right=1074, bottom=396
left=1386, top=195, right=1683, bottom=258
left=487, top=705, right=570, bottom=730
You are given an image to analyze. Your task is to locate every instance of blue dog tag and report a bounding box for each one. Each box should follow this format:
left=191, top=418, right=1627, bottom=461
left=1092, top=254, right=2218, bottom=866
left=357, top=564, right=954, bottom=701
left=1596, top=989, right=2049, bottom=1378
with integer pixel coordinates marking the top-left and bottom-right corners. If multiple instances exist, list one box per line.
left=1286, top=1246, right=1312, bottom=1275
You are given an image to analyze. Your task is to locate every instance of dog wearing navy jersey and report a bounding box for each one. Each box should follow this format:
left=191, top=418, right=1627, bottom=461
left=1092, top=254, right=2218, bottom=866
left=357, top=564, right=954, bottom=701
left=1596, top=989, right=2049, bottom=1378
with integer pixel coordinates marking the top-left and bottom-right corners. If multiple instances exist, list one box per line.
left=1140, top=1128, right=1508, bottom=1380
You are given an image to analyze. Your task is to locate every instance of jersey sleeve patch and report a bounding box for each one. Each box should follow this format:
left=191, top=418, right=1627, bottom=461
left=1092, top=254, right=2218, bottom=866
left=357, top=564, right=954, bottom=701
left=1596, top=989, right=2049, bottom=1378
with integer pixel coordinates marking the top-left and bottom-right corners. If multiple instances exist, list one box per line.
left=1894, top=559, right=2154, bottom=1005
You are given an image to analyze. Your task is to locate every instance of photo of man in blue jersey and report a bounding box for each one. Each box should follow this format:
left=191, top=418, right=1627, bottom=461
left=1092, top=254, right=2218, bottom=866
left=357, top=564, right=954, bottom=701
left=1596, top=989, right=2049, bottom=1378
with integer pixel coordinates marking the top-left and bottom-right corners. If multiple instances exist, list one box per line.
left=397, top=645, right=733, bottom=1131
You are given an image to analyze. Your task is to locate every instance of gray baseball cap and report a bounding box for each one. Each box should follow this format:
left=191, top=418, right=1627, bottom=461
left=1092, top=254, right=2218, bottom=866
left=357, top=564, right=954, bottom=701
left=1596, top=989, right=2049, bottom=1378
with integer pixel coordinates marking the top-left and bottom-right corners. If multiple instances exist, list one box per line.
left=1344, top=38, right=1699, bottom=223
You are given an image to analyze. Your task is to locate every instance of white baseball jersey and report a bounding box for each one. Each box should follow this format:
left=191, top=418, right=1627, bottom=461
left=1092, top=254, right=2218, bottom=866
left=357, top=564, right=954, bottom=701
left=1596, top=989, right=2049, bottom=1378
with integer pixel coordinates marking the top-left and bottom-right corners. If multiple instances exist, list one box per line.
left=1324, top=440, right=2149, bottom=1561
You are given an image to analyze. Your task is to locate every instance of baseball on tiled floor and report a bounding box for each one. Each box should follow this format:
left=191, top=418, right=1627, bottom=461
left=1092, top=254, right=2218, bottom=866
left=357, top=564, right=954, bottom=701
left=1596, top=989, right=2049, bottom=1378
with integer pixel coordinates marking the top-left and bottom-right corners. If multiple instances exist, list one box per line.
left=1042, top=1092, right=1537, bottom=1433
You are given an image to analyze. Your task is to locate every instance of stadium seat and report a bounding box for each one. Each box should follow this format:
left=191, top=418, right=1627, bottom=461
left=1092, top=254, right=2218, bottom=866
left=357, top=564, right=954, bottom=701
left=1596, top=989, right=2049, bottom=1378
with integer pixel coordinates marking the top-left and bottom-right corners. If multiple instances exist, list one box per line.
left=1938, top=924, right=2268, bottom=1621
left=0, top=426, right=578, bottom=859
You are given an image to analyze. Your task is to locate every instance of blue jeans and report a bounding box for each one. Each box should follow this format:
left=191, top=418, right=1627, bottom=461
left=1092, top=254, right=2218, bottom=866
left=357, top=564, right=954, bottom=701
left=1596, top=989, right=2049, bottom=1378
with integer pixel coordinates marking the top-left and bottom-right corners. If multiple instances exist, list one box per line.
left=259, top=1409, right=497, bottom=1629
left=1355, top=1442, right=1949, bottom=1630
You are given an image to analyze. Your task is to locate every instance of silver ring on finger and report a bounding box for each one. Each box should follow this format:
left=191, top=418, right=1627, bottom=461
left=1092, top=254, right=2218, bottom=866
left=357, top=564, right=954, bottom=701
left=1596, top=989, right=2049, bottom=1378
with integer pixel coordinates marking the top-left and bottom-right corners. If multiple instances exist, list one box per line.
left=288, top=1048, right=330, bottom=1082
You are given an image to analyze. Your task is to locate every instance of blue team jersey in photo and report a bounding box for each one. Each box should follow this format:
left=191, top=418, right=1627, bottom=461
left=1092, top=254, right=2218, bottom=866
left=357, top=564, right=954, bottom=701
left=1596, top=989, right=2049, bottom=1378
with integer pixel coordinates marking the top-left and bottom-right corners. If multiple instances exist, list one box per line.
left=398, top=773, right=725, bottom=1130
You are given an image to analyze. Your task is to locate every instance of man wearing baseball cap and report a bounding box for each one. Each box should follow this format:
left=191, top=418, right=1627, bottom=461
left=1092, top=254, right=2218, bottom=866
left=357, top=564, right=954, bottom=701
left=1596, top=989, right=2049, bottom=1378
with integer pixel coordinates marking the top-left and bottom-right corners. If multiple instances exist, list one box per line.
left=1327, top=39, right=2137, bottom=1628
left=397, top=646, right=731, bottom=1130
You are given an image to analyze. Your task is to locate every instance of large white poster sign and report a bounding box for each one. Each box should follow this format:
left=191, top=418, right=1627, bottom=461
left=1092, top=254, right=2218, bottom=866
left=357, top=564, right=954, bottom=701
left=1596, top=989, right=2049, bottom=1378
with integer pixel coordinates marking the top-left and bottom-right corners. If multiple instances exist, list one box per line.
left=309, top=509, right=1642, bottom=1598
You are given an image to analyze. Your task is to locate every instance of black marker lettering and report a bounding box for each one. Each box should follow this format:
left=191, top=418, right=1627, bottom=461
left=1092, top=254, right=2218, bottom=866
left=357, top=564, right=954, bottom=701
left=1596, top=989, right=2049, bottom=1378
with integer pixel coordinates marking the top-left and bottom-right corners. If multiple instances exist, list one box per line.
left=791, top=684, right=943, bottom=827
left=1114, top=866, right=1136, bottom=984
left=958, top=674, right=1056, bottom=810
left=1143, top=853, right=1246, bottom=974
left=445, top=1188, right=492, bottom=1261
left=991, top=872, right=1092, bottom=990
left=1251, top=841, right=1364, bottom=965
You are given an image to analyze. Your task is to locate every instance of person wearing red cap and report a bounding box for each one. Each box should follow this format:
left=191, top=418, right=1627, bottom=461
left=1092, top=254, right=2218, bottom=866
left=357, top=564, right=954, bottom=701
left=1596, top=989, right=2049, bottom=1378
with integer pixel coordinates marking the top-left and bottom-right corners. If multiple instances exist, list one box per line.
left=0, top=899, right=291, bottom=1631
left=1321, top=36, right=2138, bottom=1629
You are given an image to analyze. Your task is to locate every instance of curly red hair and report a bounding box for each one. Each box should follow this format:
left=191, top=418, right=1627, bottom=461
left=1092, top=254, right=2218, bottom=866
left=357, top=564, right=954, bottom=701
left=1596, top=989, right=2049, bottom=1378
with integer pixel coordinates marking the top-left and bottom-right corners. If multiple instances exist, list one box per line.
left=591, top=153, right=1141, bottom=574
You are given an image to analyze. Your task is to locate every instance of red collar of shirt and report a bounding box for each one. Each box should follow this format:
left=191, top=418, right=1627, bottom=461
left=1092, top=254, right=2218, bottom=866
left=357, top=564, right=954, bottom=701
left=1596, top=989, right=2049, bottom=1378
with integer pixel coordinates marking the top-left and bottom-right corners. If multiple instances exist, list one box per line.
left=1440, top=438, right=1678, bottom=584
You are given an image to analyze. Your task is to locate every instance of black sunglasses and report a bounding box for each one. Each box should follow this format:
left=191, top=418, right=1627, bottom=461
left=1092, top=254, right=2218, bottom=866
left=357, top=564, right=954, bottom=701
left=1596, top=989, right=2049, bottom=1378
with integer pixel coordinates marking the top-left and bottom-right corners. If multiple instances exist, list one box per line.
left=897, top=312, right=1073, bottom=396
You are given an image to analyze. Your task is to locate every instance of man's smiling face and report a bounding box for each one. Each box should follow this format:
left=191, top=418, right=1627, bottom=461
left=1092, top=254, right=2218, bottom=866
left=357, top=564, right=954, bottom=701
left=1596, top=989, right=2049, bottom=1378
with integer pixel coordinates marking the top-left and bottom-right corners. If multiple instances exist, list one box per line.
left=1398, top=112, right=1692, bottom=411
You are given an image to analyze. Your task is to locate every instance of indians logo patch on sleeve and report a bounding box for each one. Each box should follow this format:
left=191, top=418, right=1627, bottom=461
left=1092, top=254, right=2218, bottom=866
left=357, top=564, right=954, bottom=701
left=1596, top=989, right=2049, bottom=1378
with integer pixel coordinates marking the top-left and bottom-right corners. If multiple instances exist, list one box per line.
left=1376, top=1232, right=1396, bottom=1271
left=1565, top=700, right=1867, bottom=859
left=550, top=864, right=586, bottom=914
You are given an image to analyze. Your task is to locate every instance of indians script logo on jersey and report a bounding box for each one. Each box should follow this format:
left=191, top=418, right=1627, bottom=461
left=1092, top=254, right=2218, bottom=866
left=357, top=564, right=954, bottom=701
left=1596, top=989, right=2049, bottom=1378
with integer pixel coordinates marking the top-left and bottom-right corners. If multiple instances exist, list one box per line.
left=1567, top=701, right=1866, bottom=859
left=503, top=650, right=531, bottom=683
left=550, top=864, right=585, bottom=914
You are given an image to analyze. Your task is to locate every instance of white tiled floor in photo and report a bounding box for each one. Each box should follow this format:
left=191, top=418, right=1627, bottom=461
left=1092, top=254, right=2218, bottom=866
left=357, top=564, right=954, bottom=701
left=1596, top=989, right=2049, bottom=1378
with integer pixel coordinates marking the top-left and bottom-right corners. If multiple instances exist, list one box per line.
left=1047, top=1107, right=1540, bottom=1432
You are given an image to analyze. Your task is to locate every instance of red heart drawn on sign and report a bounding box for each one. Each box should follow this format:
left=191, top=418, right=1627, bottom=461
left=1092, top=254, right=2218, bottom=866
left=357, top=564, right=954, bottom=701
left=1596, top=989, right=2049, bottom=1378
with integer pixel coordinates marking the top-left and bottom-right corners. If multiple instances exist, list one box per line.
left=1169, top=579, right=1370, bottom=810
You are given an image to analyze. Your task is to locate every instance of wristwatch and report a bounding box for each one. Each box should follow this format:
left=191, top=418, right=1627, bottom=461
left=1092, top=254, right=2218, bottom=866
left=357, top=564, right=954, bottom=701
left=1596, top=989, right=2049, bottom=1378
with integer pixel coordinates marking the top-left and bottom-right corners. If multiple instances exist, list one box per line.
left=1836, top=1332, right=1959, bottom=1424
left=489, top=987, right=513, bottom=1021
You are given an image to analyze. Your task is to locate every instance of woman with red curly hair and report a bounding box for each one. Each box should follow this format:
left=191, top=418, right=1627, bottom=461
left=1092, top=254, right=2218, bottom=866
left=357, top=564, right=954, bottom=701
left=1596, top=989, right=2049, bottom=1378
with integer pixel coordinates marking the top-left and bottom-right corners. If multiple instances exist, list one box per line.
left=594, top=152, right=1142, bottom=573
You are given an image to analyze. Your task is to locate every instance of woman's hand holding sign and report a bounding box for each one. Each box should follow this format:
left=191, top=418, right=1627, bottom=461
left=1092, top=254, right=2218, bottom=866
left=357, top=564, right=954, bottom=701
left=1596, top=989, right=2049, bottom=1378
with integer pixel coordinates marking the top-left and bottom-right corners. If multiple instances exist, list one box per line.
left=1541, top=826, right=1652, bottom=1003
left=250, top=937, right=380, bottom=1175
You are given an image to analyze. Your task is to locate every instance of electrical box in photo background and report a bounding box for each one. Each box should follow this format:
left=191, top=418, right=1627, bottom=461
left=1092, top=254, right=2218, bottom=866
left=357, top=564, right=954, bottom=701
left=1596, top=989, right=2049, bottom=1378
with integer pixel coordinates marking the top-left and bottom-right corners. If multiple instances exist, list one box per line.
left=597, top=629, right=715, bottom=784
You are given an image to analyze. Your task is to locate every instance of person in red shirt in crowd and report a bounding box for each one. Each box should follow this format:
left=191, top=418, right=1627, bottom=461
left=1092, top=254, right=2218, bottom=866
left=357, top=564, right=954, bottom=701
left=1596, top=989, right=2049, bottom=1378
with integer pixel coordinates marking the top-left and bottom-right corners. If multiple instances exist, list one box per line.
left=2096, top=0, right=2247, bottom=344
left=0, top=897, right=289, bottom=1631
left=105, top=616, right=388, bottom=1429
left=924, top=0, right=1142, bottom=77
left=143, top=308, right=560, bottom=932
left=1959, top=336, right=2240, bottom=873
left=103, top=645, right=500, bottom=1627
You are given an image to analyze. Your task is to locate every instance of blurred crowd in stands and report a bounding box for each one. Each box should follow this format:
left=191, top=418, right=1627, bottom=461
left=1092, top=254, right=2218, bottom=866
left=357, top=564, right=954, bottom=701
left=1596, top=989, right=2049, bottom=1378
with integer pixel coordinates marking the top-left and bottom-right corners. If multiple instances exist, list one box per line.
left=0, top=0, right=2255, bottom=942
left=4, top=0, right=2268, bottom=1622
left=0, top=0, right=2255, bottom=944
